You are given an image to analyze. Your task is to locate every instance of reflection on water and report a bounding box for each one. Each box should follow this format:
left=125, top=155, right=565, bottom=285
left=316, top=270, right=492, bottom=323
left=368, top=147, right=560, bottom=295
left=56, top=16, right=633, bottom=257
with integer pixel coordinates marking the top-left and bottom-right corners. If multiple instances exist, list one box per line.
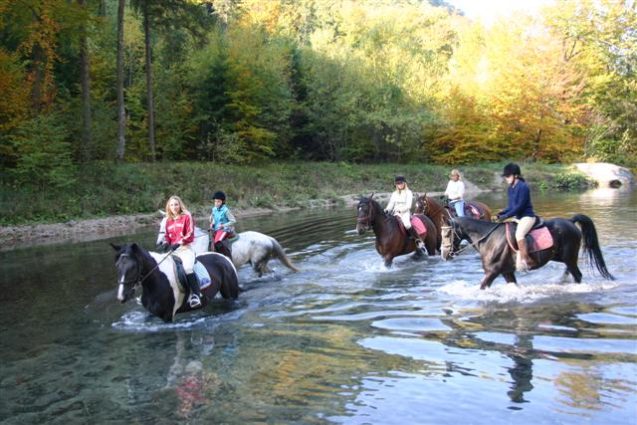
left=0, top=189, right=636, bottom=424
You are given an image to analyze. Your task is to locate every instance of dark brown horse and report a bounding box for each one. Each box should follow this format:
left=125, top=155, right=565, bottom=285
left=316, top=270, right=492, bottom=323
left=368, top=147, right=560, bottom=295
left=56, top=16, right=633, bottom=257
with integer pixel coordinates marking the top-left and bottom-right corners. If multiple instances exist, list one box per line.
left=415, top=193, right=492, bottom=249
left=356, top=195, right=438, bottom=267
left=441, top=216, right=614, bottom=289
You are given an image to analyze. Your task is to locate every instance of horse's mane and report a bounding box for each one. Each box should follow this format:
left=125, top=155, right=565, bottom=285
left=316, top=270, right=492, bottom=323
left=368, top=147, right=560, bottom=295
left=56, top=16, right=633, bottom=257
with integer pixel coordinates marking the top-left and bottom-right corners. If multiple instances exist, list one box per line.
left=361, top=196, right=393, bottom=221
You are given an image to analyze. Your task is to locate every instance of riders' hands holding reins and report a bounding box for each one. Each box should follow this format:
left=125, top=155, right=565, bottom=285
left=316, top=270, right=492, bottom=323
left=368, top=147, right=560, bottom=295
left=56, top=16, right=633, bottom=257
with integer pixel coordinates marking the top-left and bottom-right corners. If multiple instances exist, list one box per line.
left=155, top=242, right=180, bottom=252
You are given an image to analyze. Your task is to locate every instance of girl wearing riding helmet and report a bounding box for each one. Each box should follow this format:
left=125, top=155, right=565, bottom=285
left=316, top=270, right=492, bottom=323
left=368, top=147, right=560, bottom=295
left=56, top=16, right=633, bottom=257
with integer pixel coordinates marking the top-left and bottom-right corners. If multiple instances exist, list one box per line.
left=159, top=195, right=203, bottom=308
left=385, top=175, right=425, bottom=251
left=496, top=163, right=537, bottom=271
left=444, top=169, right=466, bottom=217
left=209, top=191, right=236, bottom=250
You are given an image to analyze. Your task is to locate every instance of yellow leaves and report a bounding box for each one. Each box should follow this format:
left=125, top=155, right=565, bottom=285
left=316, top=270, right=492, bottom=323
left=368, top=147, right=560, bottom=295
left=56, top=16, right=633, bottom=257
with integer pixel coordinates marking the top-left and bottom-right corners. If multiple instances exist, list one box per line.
left=0, top=49, right=29, bottom=134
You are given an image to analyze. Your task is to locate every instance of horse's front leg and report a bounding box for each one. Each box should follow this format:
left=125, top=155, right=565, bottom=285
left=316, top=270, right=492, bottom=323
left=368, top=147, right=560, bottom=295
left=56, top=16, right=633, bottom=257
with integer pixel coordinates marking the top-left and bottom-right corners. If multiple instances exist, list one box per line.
left=479, top=271, right=500, bottom=289
left=384, top=256, right=393, bottom=268
left=501, top=272, right=518, bottom=285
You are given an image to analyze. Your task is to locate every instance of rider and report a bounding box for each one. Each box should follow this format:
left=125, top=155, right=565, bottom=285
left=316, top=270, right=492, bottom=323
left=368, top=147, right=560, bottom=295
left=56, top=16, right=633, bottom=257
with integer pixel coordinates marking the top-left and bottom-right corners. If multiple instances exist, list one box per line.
left=159, top=195, right=202, bottom=308
left=209, top=191, right=236, bottom=256
left=496, top=163, right=537, bottom=271
left=385, top=175, right=425, bottom=251
left=444, top=169, right=466, bottom=217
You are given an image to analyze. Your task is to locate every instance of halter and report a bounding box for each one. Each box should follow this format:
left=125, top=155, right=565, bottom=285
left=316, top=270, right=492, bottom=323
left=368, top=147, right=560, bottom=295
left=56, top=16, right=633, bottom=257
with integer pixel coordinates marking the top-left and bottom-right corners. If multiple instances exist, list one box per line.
left=444, top=220, right=503, bottom=257
left=356, top=199, right=375, bottom=228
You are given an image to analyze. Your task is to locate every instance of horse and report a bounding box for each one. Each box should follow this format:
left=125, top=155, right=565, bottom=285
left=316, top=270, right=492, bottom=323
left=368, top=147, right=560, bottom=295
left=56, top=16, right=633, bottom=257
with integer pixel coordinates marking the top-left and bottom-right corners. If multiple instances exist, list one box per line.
left=158, top=220, right=299, bottom=277
left=112, top=242, right=240, bottom=322
left=440, top=215, right=614, bottom=289
left=415, top=193, right=492, bottom=249
left=356, top=195, right=438, bottom=267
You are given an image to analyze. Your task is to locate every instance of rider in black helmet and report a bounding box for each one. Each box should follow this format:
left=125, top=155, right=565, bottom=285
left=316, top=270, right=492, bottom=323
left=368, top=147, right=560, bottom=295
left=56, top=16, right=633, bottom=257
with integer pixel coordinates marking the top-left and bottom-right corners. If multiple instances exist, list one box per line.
left=209, top=191, right=236, bottom=257
left=497, top=163, right=537, bottom=271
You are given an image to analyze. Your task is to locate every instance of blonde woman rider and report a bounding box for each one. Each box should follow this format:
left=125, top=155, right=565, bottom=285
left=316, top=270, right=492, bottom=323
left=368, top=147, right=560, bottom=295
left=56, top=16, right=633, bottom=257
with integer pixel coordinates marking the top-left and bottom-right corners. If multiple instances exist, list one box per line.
left=385, top=175, right=425, bottom=251
left=158, top=195, right=202, bottom=308
left=444, top=169, right=466, bottom=217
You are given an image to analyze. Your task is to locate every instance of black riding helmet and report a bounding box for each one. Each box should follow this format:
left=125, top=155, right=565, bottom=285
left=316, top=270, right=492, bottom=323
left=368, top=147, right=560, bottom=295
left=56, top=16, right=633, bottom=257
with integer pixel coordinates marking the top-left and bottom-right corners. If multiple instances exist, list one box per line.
left=212, top=191, right=226, bottom=203
left=394, top=175, right=406, bottom=184
left=502, top=163, right=521, bottom=177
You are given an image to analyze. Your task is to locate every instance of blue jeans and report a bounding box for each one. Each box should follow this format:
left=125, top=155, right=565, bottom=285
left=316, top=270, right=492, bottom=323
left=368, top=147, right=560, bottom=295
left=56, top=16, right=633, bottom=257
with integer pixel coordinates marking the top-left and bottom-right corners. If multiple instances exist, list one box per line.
left=451, top=200, right=465, bottom=217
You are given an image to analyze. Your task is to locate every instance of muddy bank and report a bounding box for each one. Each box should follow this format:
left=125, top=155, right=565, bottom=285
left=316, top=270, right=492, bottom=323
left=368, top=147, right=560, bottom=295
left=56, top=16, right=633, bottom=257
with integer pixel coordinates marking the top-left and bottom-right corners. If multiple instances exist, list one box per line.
left=0, top=188, right=466, bottom=252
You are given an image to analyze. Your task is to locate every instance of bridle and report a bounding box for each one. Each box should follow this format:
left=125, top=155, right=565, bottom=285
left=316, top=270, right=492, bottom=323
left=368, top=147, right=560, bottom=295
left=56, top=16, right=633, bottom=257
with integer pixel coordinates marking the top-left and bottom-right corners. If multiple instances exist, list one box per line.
left=356, top=199, right=375, bottom=230
left=117, top=249, right=174, bottom=287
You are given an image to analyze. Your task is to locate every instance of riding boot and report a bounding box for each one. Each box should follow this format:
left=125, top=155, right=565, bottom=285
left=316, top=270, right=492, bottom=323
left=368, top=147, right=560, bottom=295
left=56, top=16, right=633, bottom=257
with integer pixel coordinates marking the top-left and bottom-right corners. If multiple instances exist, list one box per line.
left=408, top=227, right=426, bottom=252
left=186, top=273, right=202, bottom=308
left=516, top=239, right=535, bottom=272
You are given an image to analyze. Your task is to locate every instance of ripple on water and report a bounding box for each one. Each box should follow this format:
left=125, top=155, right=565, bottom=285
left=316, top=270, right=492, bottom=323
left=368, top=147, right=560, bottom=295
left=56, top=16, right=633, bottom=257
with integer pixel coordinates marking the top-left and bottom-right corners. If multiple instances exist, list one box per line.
left=111, top=309, right=244, bottom=333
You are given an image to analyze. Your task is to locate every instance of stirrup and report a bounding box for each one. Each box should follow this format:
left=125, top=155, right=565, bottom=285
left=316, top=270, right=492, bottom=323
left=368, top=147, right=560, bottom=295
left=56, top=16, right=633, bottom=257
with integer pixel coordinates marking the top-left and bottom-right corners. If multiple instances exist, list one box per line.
left=188, top=294, right=202, bottom=308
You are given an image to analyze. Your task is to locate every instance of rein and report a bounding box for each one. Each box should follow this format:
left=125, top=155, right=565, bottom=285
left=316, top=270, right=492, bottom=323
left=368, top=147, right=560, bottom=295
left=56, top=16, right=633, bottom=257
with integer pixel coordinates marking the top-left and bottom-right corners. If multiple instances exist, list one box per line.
left=447, top=222, right=503, bottom=257
left=120, top=248, right=175, bottom=286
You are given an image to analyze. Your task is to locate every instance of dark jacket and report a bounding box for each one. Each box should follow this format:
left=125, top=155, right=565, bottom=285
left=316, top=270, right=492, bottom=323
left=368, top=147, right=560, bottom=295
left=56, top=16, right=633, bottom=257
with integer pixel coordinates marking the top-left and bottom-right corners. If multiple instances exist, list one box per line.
left=499, top=179, right=535, bottom=219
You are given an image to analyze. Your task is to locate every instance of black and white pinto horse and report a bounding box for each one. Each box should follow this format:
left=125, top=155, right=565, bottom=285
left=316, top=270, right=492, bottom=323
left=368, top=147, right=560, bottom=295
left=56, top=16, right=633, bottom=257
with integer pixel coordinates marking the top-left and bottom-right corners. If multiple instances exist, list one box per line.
left=112, top=243, right=240, bottom=322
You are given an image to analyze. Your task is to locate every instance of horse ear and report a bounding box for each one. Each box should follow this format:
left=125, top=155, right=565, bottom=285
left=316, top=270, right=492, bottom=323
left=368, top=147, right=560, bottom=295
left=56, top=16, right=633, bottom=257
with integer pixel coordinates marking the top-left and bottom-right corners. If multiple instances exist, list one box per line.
left=110, top=243, right=121, bottom=252
left=370, top=192, right=374, bottom=199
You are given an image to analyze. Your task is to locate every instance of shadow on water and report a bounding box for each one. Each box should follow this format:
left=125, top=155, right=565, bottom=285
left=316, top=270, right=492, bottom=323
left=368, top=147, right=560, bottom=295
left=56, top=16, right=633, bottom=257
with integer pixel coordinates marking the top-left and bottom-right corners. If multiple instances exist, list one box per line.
left=1, top=189, right=636, bottom=424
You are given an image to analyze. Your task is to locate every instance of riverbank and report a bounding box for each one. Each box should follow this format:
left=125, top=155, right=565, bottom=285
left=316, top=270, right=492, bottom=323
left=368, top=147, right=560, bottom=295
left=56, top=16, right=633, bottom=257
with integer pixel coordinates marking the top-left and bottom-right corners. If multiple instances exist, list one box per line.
left=2, top=161, right=630, bottom=251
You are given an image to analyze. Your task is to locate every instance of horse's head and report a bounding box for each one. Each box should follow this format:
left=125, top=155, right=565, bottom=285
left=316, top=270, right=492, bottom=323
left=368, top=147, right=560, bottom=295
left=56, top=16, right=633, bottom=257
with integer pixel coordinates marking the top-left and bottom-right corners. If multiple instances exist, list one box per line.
left=112, top=243, right=143, bottom=303
left=440, top=220, right=462, bottom=261
left=356, top=194, right=377, bottom=235
left=414, top=193, right=429, bottom=215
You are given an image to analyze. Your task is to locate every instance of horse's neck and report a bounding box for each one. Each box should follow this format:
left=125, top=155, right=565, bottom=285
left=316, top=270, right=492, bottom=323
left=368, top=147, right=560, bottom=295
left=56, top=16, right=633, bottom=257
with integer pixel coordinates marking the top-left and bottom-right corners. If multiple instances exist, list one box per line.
left=462, top=220, right=500, bottom=246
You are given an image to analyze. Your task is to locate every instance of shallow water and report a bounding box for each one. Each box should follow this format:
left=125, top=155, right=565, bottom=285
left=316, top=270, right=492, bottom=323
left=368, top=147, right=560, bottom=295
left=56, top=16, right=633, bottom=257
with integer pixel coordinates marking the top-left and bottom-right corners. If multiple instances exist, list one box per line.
left=1, top=188, right=636, bottom=424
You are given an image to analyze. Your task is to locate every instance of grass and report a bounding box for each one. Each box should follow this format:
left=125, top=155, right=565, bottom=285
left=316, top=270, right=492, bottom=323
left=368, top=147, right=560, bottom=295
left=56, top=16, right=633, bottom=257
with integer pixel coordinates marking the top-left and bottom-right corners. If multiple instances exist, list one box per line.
left=0, top=161, right=592, bottom=226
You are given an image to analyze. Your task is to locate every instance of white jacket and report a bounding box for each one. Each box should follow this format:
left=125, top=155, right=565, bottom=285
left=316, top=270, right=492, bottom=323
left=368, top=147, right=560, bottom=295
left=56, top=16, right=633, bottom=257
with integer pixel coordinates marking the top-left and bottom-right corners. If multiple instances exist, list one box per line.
left=385, top=188, right=414, bottom=215
left=444, top=180, right=465, bottom=201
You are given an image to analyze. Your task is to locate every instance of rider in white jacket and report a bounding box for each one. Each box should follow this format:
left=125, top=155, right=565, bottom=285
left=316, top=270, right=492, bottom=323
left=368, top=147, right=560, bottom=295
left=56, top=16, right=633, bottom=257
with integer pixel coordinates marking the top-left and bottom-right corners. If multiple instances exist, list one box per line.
left=385, top=175, right=425, bottom=250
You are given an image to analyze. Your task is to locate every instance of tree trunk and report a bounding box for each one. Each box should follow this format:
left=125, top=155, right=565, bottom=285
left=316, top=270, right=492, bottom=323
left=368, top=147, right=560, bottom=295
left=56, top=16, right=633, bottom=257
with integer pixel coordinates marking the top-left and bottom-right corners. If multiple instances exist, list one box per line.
left=78, top=0, right=92, bottom=162
left=143, top=0, right=156, bottom=161
left=116, top=0, right=126, bottom=161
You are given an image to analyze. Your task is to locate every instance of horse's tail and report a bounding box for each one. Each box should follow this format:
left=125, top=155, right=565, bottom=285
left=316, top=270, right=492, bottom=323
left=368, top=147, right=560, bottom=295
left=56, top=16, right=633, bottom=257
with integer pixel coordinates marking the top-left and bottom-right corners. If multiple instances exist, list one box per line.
left=571, top=214, right=615, bottom=280
left=271, top=238, right=299, bottom=272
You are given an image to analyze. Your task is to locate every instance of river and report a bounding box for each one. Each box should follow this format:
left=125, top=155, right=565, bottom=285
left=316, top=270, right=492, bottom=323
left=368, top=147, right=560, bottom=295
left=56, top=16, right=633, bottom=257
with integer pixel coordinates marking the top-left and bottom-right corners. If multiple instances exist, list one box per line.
left=1, top=188, right=636, bottom=424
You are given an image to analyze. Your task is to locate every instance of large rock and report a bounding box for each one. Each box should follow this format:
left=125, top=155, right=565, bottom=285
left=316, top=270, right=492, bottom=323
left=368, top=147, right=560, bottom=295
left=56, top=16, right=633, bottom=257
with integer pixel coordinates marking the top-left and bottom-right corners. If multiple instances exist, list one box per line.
left=574, top=163, right=634, bottom=188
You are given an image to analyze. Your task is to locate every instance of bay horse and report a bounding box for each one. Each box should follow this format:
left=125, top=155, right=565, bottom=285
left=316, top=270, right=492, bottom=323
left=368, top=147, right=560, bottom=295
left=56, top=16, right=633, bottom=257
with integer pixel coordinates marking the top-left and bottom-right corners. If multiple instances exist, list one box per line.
left=440, top=215, right=614, bottom=289
left=158, top=220, right=298, bottom=277
left=356, top=195, right=438, bottom=267
left=415, top=193, right=492, bottom=249
left=112, top=243, right=240, bottom=322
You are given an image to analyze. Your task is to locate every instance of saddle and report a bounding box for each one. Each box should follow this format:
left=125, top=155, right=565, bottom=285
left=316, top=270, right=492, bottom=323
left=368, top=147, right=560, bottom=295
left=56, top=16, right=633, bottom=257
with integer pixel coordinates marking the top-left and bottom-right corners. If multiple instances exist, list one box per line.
left=447, top=202, right=483, bottom=219
left=396, top=215, right=428, bottom=238
left=505, top=218, right=554, bottom=253
left=171, top=255, right=213, bottom=292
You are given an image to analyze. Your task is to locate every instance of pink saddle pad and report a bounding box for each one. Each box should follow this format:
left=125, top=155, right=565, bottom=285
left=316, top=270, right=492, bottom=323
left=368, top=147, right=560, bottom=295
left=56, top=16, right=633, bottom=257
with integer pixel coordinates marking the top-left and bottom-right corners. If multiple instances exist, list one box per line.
left=411, top=216, right=428, bottom=237
left=529, top=227, right=553, bottom=252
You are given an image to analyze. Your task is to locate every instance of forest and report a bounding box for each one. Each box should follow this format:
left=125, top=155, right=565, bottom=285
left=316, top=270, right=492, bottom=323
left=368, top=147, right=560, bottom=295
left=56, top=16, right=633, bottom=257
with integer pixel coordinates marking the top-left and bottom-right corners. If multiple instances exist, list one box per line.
left=0, top=0, right=635, bottom=192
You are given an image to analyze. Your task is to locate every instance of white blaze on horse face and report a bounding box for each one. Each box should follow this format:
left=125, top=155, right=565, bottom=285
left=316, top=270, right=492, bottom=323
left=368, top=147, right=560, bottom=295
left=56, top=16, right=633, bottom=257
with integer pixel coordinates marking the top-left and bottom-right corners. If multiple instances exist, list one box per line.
left=117, top=283, right=125, bottom=301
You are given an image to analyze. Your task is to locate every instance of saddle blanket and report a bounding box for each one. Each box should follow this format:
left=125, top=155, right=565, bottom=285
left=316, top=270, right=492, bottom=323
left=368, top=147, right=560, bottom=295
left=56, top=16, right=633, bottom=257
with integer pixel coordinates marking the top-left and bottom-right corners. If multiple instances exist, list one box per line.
left=193, top=261, right=213, bottom=290
left=528, top=227, right=553, bottom=252
left=467, top=204, right=480, bottom=218
left=411, top=216, right=428, bottom=237
left=506, top=222, right=554, bottom=253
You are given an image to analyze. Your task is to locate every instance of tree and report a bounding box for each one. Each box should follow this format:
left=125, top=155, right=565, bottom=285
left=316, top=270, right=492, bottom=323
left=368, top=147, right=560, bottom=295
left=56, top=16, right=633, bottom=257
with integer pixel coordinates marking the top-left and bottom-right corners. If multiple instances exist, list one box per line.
left=116, top=0, right=127, bottom=161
